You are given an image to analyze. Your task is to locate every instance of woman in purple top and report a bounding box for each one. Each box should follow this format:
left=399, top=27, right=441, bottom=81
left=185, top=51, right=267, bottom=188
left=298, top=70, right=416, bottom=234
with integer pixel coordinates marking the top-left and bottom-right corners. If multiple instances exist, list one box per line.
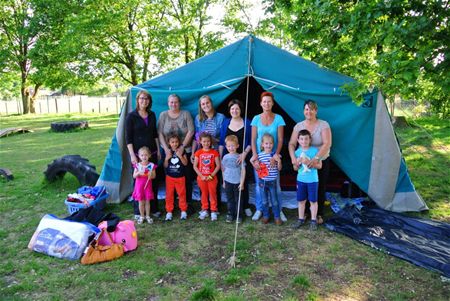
left=126, top=90, right=161, bottom=217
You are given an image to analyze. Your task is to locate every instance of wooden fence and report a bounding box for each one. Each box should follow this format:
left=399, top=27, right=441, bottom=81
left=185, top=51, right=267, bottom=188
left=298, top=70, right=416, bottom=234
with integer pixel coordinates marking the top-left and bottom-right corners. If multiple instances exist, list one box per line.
left=0, top=95, right=125, bottom=115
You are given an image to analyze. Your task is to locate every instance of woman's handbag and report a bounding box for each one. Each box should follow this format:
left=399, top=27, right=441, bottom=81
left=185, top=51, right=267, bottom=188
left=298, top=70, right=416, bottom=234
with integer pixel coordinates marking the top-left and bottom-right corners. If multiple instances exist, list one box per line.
left=80, top=229, right=124, bottom=265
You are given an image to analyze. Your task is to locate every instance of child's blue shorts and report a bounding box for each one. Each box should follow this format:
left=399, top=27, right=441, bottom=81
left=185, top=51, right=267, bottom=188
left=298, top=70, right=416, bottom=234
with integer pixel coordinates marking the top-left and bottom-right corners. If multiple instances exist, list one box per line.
left=296, top=181, right=319, bottom=202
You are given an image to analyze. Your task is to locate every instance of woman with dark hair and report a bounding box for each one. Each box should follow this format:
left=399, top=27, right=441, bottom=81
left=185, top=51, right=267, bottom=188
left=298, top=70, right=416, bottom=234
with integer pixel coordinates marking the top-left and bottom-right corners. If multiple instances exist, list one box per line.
left=158, top=94, right=195, bottom=206
left=250, top=91, right=286, bottom=222
left=126, top=90, right=161, bottom=219
left=219, top=99, right=253, bottom=219
left=288, top=99, right=332, bottom=225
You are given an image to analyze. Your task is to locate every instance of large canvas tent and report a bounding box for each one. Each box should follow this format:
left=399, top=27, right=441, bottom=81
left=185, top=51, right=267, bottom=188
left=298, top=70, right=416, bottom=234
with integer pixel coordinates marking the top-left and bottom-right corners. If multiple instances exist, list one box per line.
left=97, top=35, right=427, bottom=212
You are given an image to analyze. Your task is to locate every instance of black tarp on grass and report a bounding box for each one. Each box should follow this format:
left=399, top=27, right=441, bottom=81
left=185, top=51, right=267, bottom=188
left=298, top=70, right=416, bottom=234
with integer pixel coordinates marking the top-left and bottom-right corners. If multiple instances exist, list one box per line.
left=325, top=206, right=450, bottom=277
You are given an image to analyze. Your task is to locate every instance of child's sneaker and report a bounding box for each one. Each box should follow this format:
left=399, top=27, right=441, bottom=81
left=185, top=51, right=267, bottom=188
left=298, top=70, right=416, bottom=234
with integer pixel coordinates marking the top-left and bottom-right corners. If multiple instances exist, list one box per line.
left=165, top=212, right=173, bottom=221
left=280, top=210, right=288, bottom=222
left=211, top=212, right=218, bottom=221
left=199, top=210, right=209, bottom=220
left=252, top=210, right=262, bottom=221
left=292, top=219, right=305, bottom=229
left=244, top=208, right=253, bottom=217
left=146, top=216, right=153, bottom=224
left=180, top=211, right=187, bottom=220
left=226, top=214, right=233, bottom=223
left=137, top=216, right=144, bottom=224
left=309, top=220, right=318, bottom=231
left=134, top=214, right=141, bottom=221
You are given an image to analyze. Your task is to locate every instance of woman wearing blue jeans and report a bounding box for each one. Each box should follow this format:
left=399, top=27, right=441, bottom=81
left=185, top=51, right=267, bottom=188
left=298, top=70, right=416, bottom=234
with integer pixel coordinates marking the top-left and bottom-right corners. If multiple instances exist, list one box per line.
left=250, top=91, right=286, bottom=222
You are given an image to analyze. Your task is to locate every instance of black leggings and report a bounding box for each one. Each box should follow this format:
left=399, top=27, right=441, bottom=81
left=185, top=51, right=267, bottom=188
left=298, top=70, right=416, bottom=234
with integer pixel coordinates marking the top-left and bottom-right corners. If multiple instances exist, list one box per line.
left=317, top=157, right=330, bottom=216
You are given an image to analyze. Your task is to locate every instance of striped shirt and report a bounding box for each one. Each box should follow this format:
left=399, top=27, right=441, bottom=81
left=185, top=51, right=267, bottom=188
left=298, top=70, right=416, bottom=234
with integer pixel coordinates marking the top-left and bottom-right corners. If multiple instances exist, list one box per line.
left=257, top=152, right=278, bottom=181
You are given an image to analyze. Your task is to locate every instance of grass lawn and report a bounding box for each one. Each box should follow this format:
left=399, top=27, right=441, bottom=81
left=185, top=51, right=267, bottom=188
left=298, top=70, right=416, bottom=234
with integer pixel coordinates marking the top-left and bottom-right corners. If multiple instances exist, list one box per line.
left=0, top=113, right=449, bottom=300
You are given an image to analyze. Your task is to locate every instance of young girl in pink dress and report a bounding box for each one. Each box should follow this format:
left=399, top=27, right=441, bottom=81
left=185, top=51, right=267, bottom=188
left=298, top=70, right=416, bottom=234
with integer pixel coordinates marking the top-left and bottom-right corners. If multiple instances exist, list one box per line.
left=132, top=146, right=157, bottom=224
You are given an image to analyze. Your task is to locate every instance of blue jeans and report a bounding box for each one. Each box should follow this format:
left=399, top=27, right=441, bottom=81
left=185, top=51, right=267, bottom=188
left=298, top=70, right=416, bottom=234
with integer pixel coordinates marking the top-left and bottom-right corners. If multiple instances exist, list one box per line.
left=254, top=169, right=282, bottom=212
left=259, top=179, right=281, bottom=219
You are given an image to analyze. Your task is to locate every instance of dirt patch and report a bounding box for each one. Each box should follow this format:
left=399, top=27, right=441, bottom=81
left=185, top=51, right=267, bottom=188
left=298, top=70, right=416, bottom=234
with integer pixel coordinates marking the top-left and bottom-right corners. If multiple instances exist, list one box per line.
left=122, top=269, right=138, bottom=279
left=166, top=240, right=179, bottom=252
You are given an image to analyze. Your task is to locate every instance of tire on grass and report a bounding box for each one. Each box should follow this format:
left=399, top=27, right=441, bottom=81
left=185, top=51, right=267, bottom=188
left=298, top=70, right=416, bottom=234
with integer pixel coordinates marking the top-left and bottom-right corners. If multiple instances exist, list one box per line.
left=44, top=155, right=99, bottom=186
left=50, top=121, right=89, bottom=132
left=0, top=168, right=13, bottom=181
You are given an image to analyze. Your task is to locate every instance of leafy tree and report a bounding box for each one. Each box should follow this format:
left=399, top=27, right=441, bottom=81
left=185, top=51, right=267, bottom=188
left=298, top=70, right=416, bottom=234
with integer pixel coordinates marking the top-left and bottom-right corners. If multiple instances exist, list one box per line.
left=263, top=0, right=449, bottom=117
left=64, top=0, right=226, bottom=87
left=0, top=0, right=81, bottom=113
left=167, top=0, right=225, bottom=64
left=0, top=72, right=20, bottom=100
left=0, top=0, right=44, bottom=113
left=60, top=0, right=172, bottom=86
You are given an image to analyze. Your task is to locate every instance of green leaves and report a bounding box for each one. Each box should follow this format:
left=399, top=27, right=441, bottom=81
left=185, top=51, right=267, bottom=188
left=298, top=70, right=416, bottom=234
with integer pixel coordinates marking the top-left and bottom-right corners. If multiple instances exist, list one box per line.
left=262, top=0, right=449, bottom=117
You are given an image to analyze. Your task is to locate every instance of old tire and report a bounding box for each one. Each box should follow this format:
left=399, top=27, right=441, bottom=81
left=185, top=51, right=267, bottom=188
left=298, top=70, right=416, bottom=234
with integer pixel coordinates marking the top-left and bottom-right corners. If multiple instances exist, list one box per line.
left=44, top=155, right=99, bottom=186
left=50, top=121, right=88, bottom=132
left=0, top=168, right=13, bottom=181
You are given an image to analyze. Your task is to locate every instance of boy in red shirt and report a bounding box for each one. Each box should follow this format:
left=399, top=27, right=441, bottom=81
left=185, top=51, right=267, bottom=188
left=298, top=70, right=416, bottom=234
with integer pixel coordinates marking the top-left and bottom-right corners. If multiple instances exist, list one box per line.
left=193, top=132, right=221, bottom=221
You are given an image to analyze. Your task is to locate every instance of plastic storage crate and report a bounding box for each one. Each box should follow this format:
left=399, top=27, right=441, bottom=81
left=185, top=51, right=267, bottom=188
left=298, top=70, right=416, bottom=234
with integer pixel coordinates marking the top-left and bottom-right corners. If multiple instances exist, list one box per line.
left=65, top=193, right=108, bottom=214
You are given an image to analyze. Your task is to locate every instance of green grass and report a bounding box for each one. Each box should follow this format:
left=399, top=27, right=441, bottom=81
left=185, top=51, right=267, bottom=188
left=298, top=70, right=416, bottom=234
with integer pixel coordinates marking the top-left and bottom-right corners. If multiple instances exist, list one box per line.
left=0, top=113, right=449, bottom=300
left=395, top=116, right=450, bottom=221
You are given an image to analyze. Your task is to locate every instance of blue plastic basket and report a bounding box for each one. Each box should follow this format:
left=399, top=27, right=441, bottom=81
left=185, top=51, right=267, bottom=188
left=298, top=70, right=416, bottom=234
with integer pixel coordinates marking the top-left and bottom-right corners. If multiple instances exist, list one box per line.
left=65, top=193, right=108, bottom=214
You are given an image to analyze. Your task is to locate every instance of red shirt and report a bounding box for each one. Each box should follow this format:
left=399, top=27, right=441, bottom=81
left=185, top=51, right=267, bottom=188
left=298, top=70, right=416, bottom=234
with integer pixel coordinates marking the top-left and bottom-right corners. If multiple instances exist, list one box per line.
left=194, top=148, right=219, bottom=176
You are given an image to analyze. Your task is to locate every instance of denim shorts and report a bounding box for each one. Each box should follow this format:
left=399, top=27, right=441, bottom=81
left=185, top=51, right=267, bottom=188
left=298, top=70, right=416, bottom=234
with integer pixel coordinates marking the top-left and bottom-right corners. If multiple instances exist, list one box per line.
left=296, top=181, right=318, bottom=202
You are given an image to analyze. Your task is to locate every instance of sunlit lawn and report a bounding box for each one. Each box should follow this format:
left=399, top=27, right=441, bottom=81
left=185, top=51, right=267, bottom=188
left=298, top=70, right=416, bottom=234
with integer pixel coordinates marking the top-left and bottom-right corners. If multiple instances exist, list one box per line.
left=0, top=113, right=448, bottom=300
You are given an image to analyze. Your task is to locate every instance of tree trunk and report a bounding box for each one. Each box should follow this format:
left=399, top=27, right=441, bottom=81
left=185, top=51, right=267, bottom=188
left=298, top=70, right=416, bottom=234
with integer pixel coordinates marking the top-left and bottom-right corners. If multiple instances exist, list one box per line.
left=29, top=84, right=41, bottom=114
left=184, top=35, right=190, bottom=63
left=21, top=86, right=30, bottom=114
left=20, top=58, right=30, bottom=114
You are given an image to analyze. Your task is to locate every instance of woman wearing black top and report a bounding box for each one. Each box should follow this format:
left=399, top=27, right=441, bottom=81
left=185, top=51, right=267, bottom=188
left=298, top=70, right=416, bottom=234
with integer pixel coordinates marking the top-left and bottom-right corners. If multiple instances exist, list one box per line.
left=219, top=99, right=253, bottom=218
left=126, top=90, right=161, bottom=218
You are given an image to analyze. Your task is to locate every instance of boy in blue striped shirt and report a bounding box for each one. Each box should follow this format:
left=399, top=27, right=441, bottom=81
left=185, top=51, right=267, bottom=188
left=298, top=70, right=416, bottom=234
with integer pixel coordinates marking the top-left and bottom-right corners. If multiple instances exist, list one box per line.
left=251, top=133, right=282, bottom=225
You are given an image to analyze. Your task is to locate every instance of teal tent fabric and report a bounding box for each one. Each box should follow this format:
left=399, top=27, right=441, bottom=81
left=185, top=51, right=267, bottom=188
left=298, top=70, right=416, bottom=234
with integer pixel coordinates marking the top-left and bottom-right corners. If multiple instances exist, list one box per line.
left=97, top=35, right=427, bottom=212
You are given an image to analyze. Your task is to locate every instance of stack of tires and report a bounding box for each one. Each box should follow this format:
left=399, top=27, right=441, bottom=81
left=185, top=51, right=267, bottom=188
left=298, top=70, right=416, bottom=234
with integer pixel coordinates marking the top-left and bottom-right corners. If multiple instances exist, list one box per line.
left=44, top=155, right=99, bottom=186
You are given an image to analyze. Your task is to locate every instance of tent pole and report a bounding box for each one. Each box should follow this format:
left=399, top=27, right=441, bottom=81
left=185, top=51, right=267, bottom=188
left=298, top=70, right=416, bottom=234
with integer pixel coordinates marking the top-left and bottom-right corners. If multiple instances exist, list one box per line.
left=229, top=36, right=253, bottom=268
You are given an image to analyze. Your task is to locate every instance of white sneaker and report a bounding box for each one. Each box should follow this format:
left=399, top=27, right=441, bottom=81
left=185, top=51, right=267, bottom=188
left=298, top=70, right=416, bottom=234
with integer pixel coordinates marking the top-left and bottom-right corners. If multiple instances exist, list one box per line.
left=199, top=210, right=209, bottom=220
left=244, top=208, right=253, bottom=217
left=134, top=214, right=140, bottom=221
left=180, top=211, right=187, bottom=220
left=146, top=216, right=153, bottom=224
left=165, top=212, right=173, bottom=221
left=280, top=210, right=288, bottom=222
left=137, top=216, right=144, bottom=224
left=211, top=212, right=218, bottom=221
left=252, top=210, right=262, bottom=221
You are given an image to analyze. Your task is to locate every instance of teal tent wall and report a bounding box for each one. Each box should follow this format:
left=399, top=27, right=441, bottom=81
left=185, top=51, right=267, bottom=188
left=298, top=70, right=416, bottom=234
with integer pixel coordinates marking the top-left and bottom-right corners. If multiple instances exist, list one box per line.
left=97, top=35, right=427, bottom=212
